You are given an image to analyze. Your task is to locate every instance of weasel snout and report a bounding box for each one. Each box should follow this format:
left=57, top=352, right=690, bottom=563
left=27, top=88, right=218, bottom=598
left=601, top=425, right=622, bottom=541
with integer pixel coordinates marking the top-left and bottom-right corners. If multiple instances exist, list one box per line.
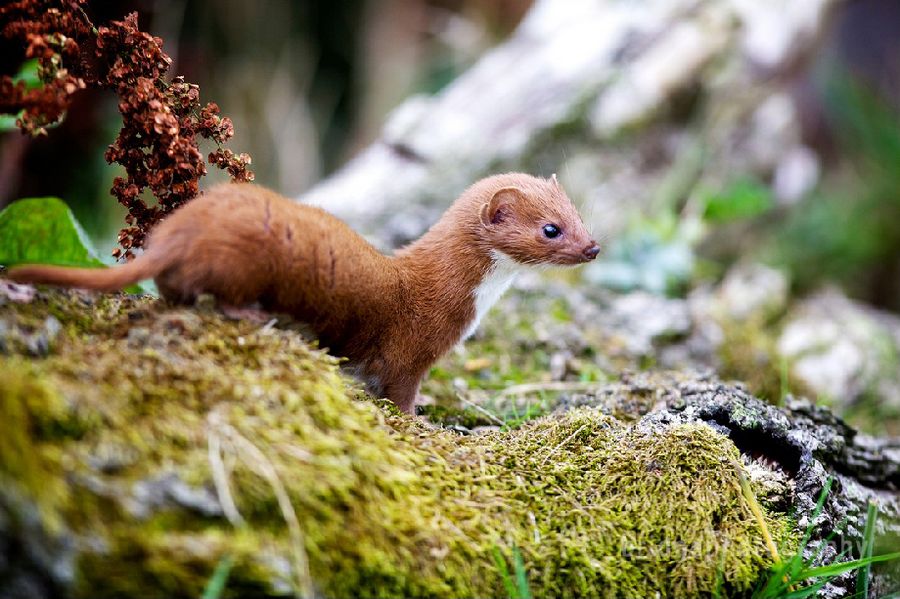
left=582, top=243, right=600, bottom=261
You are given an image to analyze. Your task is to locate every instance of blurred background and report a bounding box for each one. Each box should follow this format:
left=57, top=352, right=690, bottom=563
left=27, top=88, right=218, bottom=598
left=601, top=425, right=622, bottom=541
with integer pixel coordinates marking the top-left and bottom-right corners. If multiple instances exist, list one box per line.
left=0, top=0, right=531, bottom=250
left=2, top=0, right=900, bottom=434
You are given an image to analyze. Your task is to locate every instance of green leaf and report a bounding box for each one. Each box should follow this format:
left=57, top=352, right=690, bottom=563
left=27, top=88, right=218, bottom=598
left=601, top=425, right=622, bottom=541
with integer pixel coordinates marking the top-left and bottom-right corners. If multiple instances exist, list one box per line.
left=753, top=477, right=900, bottom=599
left=0, top=114, right=21, bottom=133
left=0, top=197, right=149, bottom=295
left=0, top=197, right=103, bottom=268
left=702, top=178, right=774, bottom=223
left=797, top=551, right=900, bottom=580
left=0, top=60, right=42, bottom=133
left=780, top=579, right=829, bottom=599
left=15, top=59, right=41, bottom=89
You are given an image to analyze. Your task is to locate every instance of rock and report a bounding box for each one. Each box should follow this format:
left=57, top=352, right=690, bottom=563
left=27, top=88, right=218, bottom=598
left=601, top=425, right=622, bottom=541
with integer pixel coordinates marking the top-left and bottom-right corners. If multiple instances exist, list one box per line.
left=773, top=145, right=821, bottom=205
left=602, top=291, right=691, bottom=357
left=778, top=289, right=900, bottom=414
left=0, top=314, right=62, bottom=357
left=0, top=281, right=35, bottom=305
left=129, top=473, right=224, bottom=519
left=589, top=13, right=730, bottom=137
left=470, top=425, right=501, bottom=435
left=548, top=350, right=570, bottom=381
left=715, top=262, right=789, bottom=322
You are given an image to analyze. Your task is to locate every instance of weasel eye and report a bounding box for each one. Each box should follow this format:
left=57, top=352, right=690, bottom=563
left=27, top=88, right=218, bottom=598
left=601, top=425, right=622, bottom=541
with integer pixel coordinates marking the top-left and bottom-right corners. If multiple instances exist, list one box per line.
left=542, top=224, right=561, bottom=238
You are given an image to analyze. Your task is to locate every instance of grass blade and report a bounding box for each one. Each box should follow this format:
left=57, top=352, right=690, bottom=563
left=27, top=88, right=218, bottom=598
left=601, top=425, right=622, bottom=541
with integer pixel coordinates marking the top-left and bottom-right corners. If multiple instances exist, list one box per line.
left=750, top=478, right=900, bottom=599
left=797, top=551, right=900, bottom=580
left=799, top=477, right=833, bottom=551
left=857, top=501, right=878, bottom=599
left=512, top=544, right=532, bottom=599
left=780, top=579, right=828, bottom=599
left=492, top=545, right=517, bottom=599
left=201, top=555, right=233, bottom=599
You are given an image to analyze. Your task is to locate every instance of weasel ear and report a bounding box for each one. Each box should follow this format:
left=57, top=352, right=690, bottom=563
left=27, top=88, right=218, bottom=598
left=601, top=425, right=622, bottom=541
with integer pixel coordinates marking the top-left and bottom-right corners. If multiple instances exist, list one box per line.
left=480, top=187, right=520, bottom=226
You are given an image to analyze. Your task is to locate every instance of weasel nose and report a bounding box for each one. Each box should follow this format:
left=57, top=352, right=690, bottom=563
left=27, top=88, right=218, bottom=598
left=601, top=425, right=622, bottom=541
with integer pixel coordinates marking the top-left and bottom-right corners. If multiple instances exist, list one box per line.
left=582, top=243, right=600, bottom=260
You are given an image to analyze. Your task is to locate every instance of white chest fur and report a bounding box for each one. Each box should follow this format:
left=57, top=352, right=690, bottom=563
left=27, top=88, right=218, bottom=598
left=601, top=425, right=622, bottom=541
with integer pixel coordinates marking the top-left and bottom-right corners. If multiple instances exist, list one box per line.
left=462, top=252, right=523, bottom=340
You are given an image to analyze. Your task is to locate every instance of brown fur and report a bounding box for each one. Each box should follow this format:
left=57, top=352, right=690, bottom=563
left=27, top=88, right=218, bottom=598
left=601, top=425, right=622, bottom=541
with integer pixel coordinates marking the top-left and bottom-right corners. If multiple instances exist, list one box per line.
left=7, top=173, right=598, bottom=413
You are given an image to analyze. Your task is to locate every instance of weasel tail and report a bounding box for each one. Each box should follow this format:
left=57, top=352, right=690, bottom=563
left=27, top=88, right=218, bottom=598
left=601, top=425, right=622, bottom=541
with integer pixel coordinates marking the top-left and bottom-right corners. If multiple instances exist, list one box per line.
left=8, top=250, right=166, bottom=292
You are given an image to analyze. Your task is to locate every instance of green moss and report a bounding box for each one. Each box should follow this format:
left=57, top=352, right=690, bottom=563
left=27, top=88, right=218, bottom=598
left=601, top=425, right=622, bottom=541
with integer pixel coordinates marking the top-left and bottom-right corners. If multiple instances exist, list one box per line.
left=77, top=529, right=279, bottom=598
left=422, top=291, right=610, bottom=423
left=0, top=290, right=796, bottom=597
left=416, top=404, right=495, bottom=428
left=717, top=316, right=811, bottom=404
left=0, top=363, right=72, bottom=527
left=470, top=417, right=796, bottom=598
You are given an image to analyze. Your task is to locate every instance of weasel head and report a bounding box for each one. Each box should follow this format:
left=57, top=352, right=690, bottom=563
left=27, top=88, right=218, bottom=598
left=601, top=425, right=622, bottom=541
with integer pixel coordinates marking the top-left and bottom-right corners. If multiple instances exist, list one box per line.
left=477, top=174, right=599, bottom=266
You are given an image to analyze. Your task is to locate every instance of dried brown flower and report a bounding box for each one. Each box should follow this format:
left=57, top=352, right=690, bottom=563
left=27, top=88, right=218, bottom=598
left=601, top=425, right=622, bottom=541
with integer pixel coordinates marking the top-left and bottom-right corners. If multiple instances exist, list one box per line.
left=0, top=0, right=254, bottom=259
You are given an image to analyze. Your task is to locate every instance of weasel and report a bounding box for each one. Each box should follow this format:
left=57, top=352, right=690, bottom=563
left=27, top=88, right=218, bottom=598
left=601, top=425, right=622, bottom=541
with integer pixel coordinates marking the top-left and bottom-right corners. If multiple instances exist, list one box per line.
left=7, top=173, right=599, bottom=413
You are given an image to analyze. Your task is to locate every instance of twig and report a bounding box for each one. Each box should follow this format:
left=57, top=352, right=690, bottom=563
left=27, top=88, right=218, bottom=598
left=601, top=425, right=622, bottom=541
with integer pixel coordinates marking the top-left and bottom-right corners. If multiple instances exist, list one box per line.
left=731, top=457, right=780, bottom=564
left=206, top=410, right=315, bottom=599
left=496, top=381, right=602, bottom=400
left=207, top=413, right=244, bottom=526
left=455, top=392, right=505, bottom=426
left=541, top=424, right=588, bottom=466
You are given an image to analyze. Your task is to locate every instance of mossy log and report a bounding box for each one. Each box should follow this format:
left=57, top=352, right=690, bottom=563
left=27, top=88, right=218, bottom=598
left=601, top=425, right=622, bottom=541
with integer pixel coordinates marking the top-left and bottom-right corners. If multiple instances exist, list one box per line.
left=0, top=286, right=897, bottom=598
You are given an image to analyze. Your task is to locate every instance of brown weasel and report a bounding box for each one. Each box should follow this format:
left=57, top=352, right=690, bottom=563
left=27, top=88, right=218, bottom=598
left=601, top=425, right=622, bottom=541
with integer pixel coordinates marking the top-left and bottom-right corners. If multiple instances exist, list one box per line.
left=7, top=173, right=599, bottom=413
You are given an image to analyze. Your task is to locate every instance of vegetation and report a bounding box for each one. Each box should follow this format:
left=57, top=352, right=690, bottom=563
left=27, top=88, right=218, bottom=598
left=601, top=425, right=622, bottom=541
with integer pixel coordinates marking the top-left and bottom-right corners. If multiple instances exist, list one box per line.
left=752, top=479, right=900, bottom=599
left=0, top=196, right=101, bottom=268
left=767, top=79, right=900, bottom=311
left=0, top=0, right=253, bottom=258
left=0, top=288, right=799, bottom=598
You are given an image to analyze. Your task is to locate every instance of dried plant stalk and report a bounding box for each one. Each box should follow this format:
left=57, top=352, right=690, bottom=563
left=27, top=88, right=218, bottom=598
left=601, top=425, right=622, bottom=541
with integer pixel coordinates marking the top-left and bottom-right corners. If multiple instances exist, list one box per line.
left=0, top=0, right=255, bottom=259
